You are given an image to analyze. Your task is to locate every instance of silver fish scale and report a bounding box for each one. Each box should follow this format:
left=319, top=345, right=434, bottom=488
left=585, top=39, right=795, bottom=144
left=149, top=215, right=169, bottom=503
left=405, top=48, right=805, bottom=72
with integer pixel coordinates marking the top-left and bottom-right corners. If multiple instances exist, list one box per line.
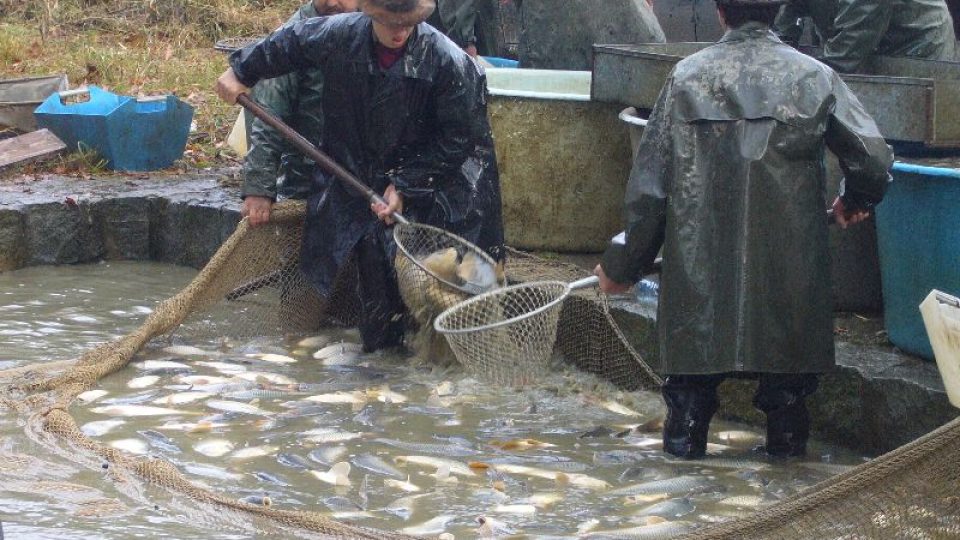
left=606, top=475, right=712, bottom=496
left=373, top=438, right=480, bottom=457
left=351, top=454, right=405, bottom=478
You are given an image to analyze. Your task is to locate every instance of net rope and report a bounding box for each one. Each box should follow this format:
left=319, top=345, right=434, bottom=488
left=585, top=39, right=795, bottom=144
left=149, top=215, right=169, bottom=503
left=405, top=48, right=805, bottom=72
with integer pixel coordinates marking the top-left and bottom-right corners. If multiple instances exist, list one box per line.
left=0, top=200, right=958, bottom=538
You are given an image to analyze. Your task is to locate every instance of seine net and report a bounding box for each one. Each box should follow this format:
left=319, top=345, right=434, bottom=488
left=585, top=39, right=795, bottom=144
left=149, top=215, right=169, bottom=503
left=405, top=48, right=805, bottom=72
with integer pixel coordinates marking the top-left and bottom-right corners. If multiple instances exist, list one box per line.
left=1, top=200, right=959, bottom=539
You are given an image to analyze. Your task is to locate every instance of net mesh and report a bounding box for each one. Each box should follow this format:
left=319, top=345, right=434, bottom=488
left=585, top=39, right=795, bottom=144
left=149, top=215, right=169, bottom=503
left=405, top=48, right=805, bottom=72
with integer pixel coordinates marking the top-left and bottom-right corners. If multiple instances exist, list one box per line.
left=435, top=281, right=568, bottom=386
left=1, top=199, right=959, bottom=539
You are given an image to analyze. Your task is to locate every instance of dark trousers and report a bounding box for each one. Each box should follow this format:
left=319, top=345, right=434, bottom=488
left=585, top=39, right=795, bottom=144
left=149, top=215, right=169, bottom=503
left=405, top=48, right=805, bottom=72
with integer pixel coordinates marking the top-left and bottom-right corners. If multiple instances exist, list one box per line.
left=661, top=372, right=819, bottom=458
left=354, top=227, right=406, bottom=352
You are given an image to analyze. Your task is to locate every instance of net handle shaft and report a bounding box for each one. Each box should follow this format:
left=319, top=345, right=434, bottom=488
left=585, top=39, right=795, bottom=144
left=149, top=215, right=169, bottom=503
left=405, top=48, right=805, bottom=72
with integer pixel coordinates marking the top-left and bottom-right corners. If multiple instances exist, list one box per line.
left=570, top=275, right=600, bottom=290
left=236, top=93, right=409, bottom=226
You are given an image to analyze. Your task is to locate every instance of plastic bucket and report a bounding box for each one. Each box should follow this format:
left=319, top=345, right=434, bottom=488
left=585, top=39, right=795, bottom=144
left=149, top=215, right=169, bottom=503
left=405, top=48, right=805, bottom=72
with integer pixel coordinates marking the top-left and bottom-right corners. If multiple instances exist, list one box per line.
left=618, top=106, right=647, bottom=160
left=875, top=162, right=960, bottom=359
left=919, top=290, right=960, bottom=408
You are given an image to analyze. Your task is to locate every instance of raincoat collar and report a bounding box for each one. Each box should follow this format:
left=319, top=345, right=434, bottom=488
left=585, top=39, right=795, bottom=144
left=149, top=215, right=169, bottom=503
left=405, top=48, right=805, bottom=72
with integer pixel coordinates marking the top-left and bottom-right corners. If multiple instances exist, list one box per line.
left=719, top=22, right=783, bottom=45
left=361, top=16, right=434, bottom=81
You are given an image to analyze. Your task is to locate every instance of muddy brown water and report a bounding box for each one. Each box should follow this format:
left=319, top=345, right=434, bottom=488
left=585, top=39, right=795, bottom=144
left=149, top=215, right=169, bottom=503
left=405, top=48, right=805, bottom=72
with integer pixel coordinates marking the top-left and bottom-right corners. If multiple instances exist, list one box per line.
left=0, top=262, right=870, bottom=539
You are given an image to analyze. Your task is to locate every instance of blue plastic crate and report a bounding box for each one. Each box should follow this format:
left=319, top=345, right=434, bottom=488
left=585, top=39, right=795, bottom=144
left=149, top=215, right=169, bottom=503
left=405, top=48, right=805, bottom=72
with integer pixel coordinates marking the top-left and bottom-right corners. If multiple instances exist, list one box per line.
left=34, top=86, right=193, bottom=171
left=875, top=162, right=960, bottom=359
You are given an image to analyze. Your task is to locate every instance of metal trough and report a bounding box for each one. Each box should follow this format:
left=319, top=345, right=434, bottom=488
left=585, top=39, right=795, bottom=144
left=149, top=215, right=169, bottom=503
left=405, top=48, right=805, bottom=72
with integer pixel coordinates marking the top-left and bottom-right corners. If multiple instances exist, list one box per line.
left=592, top=43, right=960, bottom=147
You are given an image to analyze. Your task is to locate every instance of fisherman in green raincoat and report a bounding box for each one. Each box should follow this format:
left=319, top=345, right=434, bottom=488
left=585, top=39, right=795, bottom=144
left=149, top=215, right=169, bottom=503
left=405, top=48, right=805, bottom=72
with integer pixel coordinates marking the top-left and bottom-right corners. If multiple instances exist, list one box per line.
left=428, top=0, right=498, bottom=57
left=596, top=0, right=894, bottom=459
left=241, top=0, right=359, bottom=227
left=773, top=0, right=958, bottom=73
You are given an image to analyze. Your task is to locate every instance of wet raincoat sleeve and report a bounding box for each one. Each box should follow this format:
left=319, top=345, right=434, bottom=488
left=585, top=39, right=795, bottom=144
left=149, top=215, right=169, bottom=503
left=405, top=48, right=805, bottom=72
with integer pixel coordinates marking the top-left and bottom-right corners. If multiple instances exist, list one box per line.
left=437, top=0, right=480, bottom=48
left=825, top=73, right=894, bottom=210
left=242, top=76, right=300, bottom=200
left=383, top=64, right=485, bottom=201
left=229, top=18, right=337, bottom=87
left=774, top=1, right=808, bottom=46
left=600, top=77, right=673, bottom=285
left=822, top=0, right=892, bottom=73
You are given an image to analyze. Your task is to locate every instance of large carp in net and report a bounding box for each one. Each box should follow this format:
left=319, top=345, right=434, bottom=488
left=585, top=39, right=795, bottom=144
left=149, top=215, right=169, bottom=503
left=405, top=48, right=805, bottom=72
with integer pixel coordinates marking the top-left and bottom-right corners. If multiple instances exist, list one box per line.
left=0, top=200, right=958, bottom=539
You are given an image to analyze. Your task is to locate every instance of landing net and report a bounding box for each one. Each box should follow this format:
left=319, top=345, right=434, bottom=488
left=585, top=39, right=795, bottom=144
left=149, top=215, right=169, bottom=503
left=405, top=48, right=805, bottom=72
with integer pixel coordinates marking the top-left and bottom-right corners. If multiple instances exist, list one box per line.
left=1, top=200, right=958, bottom=538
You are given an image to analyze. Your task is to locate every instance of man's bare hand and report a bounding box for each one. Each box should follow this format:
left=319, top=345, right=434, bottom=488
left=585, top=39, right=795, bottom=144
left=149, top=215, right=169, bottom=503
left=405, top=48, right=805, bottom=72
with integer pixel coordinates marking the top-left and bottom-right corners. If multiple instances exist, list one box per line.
left=464, top=43, right=478, bottom=58
left=215, top=68, right=250, bottom=105
left=242, top=196, right=274, bottom=227
left=831, top=196, right=870, bottom=229
left=372, top=184, right=403, bottom=225
left=594, top=264, right=632, bottom=294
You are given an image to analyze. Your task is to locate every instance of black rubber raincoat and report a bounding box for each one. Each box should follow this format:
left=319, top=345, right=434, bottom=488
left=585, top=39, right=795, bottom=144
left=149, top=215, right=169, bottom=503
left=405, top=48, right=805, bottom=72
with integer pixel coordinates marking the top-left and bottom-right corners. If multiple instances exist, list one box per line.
left=601, top=23, right=893, bottom=375
left=229, top=13, right=504, bottom=347
left=774, top=0, right=958, bottom=72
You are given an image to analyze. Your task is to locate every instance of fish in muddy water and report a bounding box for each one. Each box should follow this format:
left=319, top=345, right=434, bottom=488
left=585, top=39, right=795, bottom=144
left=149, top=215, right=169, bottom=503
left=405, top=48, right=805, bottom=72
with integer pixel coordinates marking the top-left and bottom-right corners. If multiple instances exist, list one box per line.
left=370, top=385, right=408, bottom=404
left=151, top=391, right=212, bottom=406
left=631, top=497, right=696, bottom=519
left=431, top=464, right=459, bottom=484
left=162, top=345, right=216, bottom=356
left=234, top=371, right=296, bottom=385
left=494, top=503, right=536, bottom=515
left=323, top=495, right=363, bottom=512
left=222, top=388, right=290, bottom=401
left=581, top=520, right=695, bottom=539
left=352, top=453, right=405, bottom=478
left=301, top=428, right=366, bottom=444
left=401, top=514, right=455, bottom=536
left=422, top=247, right=460, bottom=283
left=718, top=495, right=766, bottom=508
left=599, top=400, right=643, bottom=417
left=384, top=492, right=428, bottom=519
left=714, top=430, right=764, bottom=446
left=194, top=439, right=235, bottom=457
left=109, top=438, right=149, bottom=455
left=138, top=359, right=193, bottom=372
left=313, top=342, right=364, bottom=362
left=276, top=452, right=312, bottom=470
left=375, top=438, right=479, bottom=457
left=194, top=361, right=247, bottom=374
left=77, top=389, right=109, bottom=403
left=127, top=375, right=160, bottom=389
left=181, top=462, right=243, bottom=481
left=477, top=515, right=518, bottom=537
left=156, top=420, right=229, bottom=432
left=492, top=463, right=610, bottom=490
left=174, top=375, right=234, bottom=386
left=239, top=495, right=272, bottom=507
left=489, top=438, right=556, bottom=451
left=309, top=462, right=351, bottom=486
left=90, top=405, right=197, bottom=417
left=384, top=475, right=422, bottom=493
left=525, top=492, right=564, bottom=508
left=137, top=430, right=181, bottom=453
left=669, top=457, right=769, bottom=471
left=308, top=446, right=349, bottom=467
left=245, top=353, right=297, bottom=364
left=80, top=419, right=126, bottom=437
left=394, top=455, right=475, bottom=477
left=205, top=399, right=273, bottom=417
left=230, top=445, right=278, bottom=460
left=606, top=475, right=715, bottom=497
left=297, top=335, right=330, bottom=348
left=98, top=390, right=160, bottom=405
left=303, top=391, right=368, bottom=405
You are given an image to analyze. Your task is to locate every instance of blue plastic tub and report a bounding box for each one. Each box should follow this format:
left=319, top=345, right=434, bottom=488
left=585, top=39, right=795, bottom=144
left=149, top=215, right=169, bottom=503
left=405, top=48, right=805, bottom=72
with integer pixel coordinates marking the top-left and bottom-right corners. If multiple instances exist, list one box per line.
left=875, top=162, right=960, bottom=359
left=34, top=86, right=193, bottom=171
left=481, top=56, right=519, bottom=68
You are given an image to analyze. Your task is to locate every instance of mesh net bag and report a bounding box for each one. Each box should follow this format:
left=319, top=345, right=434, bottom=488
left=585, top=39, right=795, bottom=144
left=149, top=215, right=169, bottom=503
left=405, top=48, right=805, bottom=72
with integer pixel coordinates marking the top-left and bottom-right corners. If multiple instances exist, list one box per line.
left=434, top=280, right=569, bottom=386
left=2, top=199, right=960, bottom=539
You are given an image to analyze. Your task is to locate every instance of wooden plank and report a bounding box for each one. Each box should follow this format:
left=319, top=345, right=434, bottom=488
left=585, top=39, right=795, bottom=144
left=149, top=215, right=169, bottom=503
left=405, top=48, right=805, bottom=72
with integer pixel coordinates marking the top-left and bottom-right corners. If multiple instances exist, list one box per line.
left=0, top=128, right=66, bottom=168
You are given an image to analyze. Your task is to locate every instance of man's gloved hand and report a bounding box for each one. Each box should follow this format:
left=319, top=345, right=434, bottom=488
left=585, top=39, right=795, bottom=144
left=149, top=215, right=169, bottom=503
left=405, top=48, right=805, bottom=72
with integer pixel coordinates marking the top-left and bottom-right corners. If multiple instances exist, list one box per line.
left=831, top=196, right=870, bottom=229
left=594, top=264, right=632, bottom=294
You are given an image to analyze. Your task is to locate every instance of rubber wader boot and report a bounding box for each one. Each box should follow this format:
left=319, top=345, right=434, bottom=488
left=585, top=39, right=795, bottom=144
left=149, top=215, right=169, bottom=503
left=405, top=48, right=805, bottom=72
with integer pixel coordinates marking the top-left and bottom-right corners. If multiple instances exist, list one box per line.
left=760, top=403, right=811, bottom=458
left=662, top=387, right=718, bottom=459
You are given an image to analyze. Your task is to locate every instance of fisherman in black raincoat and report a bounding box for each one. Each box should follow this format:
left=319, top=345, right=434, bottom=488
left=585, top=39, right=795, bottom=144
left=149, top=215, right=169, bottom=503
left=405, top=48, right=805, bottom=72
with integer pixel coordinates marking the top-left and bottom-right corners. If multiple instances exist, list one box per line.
left=596, top=0, right=893, bottom=459
left=216, top=0, right=504, bottom=352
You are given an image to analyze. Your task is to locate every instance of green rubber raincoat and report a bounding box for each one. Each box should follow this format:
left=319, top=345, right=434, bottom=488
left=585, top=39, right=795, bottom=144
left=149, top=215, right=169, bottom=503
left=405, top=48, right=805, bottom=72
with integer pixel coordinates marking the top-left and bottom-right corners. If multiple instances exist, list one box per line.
left=601, top=23, right=893, bottom=375
left=242, top=1, right=325, bottom=200
left=774, top=0, right=958, bottom=72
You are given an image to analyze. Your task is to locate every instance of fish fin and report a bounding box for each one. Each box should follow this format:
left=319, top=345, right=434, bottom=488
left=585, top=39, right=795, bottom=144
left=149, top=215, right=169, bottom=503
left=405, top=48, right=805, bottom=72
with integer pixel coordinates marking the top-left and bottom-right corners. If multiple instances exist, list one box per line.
left=554, top=472, right=570, bottom=486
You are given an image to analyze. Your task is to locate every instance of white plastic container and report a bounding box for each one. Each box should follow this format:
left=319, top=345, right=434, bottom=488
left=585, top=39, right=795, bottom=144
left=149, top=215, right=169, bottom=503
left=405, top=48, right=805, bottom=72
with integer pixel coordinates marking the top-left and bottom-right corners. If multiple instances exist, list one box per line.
left=920, top=289, right=960, bottom=408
